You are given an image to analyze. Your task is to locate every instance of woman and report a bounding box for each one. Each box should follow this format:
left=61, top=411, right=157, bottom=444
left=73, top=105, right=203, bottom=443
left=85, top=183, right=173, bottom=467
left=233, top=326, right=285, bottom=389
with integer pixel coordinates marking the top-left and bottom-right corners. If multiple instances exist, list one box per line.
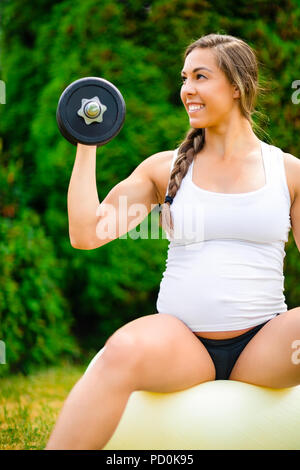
left=46, top=33, right=300, bottom=450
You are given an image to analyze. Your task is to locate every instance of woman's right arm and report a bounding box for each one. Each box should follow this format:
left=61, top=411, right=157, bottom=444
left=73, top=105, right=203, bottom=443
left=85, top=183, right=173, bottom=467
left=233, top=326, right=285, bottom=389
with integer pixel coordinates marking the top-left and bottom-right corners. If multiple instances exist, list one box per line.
left=68, top=143, right=169, bottom=250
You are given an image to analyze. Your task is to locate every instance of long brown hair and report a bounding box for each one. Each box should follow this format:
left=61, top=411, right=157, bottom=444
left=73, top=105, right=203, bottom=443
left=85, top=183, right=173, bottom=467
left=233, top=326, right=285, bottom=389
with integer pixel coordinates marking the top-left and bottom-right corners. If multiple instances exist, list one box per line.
left=159, top=33, right=267, bottom=238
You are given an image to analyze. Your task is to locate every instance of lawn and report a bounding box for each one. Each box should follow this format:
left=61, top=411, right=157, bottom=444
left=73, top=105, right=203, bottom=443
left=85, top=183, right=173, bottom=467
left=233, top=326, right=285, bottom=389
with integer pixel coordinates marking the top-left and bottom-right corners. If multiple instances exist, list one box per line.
left=0, top=362, right=86, bottom=450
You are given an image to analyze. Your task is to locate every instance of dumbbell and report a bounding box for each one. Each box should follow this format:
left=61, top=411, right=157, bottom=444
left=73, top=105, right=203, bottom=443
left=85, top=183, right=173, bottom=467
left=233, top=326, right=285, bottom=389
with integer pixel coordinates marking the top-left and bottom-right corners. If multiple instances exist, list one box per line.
left=56, top=77, right=126, bottom=146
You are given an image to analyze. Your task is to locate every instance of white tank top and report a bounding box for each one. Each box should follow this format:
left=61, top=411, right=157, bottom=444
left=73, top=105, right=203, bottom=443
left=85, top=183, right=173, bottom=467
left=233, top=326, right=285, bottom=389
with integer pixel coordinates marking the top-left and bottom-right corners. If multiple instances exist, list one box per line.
left=156, top=140, right=292, bottom=331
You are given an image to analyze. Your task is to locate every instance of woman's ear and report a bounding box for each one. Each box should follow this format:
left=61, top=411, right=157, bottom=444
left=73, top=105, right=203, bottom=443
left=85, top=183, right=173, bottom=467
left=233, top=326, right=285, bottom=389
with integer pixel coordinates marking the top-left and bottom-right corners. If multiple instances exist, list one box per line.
left=233, top=85, right=240, bottom=99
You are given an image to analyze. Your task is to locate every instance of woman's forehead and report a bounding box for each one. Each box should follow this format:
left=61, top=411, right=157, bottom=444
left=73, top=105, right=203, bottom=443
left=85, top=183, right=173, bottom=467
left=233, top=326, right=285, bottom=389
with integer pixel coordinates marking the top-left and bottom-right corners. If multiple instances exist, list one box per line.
left=183, top=48, right=217, bottom=72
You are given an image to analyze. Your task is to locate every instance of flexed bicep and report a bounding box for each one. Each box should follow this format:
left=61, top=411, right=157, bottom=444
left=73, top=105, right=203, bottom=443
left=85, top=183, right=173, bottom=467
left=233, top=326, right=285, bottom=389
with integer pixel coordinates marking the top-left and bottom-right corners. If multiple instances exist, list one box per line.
left=95, top=162, right=159, bottom=246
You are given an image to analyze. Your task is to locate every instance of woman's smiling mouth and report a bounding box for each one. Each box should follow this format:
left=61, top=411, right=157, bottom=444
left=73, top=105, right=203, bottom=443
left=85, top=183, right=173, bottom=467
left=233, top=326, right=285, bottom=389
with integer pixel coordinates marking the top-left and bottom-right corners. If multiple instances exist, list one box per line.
left=187, top=103, right=205, bottom=113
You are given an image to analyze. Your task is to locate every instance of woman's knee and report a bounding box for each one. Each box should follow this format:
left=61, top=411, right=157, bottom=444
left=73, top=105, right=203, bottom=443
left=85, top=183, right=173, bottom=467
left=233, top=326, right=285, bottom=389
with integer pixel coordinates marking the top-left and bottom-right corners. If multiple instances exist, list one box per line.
left=91, top=314, right=181, bottom=377
left=98, top=330, right=143, bottom=378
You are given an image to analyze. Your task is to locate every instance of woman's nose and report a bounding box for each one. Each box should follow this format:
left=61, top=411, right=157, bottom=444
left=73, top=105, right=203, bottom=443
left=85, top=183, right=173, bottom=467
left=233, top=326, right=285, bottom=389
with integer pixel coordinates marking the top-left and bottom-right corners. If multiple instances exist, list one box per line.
left=182, top=80, right=197, bottom=95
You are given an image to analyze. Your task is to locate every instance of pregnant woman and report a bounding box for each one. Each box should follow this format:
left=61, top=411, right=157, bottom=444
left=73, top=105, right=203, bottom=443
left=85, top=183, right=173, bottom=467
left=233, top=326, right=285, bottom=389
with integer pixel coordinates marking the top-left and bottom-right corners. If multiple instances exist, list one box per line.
left=46, top=33, right=300, bottom=450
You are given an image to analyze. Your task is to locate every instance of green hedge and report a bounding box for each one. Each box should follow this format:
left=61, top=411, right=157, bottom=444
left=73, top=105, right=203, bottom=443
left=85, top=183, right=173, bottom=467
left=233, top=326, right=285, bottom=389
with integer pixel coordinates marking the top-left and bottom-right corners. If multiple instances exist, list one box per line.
left=0, top=0, right=299, bottom=371
left=0, top=207, right=80, bottom=376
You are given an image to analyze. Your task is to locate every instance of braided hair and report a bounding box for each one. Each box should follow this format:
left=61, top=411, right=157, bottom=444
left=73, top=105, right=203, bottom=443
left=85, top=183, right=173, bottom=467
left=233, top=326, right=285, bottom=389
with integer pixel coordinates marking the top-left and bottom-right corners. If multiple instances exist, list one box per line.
left=159, top=127, right=205, bottom=238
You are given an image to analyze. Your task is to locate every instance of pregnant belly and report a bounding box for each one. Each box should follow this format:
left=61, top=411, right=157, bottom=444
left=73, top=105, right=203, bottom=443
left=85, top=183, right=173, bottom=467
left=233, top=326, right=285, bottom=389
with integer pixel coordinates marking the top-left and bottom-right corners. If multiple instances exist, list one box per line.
left=157, top=240, right=284, bottom=336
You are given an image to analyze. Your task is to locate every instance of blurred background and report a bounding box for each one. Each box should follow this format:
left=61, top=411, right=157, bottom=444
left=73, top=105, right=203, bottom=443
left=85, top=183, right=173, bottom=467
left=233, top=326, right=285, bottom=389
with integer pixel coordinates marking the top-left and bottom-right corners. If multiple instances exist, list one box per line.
left=1, top=0, right=300, bottom=377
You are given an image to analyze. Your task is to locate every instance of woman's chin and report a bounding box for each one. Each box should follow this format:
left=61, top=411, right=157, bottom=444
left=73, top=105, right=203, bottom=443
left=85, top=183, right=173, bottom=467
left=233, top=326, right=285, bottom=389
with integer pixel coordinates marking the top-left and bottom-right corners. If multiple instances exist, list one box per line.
left=189, top=117, right=207, bottom=128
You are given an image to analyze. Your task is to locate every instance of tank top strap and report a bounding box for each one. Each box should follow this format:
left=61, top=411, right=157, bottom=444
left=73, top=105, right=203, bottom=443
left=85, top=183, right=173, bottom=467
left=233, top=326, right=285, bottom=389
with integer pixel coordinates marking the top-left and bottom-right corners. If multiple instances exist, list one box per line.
left=164, top=148, right=179, bottom=199
left=267, top=142, right=291, bottom=205
left=260, top=140, right=271, bottom=186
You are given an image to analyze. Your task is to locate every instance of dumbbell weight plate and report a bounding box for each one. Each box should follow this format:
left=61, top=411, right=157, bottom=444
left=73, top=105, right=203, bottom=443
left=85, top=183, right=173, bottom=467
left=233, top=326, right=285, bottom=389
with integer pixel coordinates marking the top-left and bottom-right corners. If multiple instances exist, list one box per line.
left=56, top=77, right=126, bottom=146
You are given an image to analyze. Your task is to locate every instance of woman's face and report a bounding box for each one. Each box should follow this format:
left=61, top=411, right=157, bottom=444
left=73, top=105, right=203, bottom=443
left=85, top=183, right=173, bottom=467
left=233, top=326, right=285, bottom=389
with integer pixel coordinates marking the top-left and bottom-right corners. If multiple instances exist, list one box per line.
left=180, top=47, right=240, bottom=128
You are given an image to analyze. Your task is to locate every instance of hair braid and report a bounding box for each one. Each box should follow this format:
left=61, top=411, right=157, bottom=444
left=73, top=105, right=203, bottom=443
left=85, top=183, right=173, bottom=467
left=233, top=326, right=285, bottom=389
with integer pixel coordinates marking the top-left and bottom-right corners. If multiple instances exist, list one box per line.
left=159, top=127, right=205, bottom=238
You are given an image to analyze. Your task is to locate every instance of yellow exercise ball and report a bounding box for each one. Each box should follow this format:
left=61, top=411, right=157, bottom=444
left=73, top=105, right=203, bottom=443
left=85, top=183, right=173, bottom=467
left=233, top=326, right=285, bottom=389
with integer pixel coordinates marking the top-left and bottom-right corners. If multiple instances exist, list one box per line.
left=103, top=380, right=300, bottom=450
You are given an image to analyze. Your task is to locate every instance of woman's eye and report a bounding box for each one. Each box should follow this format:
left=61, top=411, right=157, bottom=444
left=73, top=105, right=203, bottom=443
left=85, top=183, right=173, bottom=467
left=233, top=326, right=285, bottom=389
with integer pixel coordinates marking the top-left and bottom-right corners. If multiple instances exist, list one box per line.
left=181, top=74, right=206, bottom=84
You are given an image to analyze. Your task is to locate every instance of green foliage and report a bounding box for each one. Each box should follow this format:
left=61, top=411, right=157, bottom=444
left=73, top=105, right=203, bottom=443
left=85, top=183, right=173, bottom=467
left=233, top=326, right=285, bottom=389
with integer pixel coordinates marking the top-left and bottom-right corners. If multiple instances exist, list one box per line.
left=0, top=0, right=300, bottom=368
left=0, top=207, right=80, bottom=376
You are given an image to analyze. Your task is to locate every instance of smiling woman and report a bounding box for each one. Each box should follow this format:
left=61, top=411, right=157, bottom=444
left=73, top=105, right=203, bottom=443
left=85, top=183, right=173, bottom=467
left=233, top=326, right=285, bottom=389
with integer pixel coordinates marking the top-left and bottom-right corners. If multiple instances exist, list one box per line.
left=160, top=34, right=265, bottom=237
left=45, top=33, right=300, bottom=450
left=156, top=34, right=300, bottom=382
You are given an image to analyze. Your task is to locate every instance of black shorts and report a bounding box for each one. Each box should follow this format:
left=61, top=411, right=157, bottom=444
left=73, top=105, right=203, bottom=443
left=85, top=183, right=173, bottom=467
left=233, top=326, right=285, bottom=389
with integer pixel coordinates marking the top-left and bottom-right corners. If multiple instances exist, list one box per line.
left=197, top=316, right=278, bottom=380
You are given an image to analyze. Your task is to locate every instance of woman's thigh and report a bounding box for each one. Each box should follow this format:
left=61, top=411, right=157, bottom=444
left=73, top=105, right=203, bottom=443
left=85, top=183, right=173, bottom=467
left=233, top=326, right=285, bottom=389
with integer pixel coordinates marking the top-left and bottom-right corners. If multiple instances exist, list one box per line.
left=229, top=307, right=300, bottom=388
left=101, top=313, right=216, bottom=393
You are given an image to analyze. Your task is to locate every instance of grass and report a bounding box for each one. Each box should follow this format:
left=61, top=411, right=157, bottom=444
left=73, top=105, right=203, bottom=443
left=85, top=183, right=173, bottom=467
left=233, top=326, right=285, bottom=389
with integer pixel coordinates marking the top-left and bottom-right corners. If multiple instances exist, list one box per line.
left=0, top=362, right=86, bottom=450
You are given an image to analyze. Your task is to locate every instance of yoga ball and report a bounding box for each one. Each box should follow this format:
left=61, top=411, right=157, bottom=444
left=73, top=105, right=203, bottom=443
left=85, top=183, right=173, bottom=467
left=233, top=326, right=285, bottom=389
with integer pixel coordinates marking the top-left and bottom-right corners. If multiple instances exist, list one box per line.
left=85, top=348, right=300, bottom=450
left=103, top=381, right=300, bottom=450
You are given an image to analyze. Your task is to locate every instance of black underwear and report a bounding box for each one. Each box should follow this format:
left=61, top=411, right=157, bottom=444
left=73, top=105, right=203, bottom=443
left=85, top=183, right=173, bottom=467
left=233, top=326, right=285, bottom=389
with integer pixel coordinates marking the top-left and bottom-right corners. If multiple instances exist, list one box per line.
left=197, top=317, right=277, bottom=380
